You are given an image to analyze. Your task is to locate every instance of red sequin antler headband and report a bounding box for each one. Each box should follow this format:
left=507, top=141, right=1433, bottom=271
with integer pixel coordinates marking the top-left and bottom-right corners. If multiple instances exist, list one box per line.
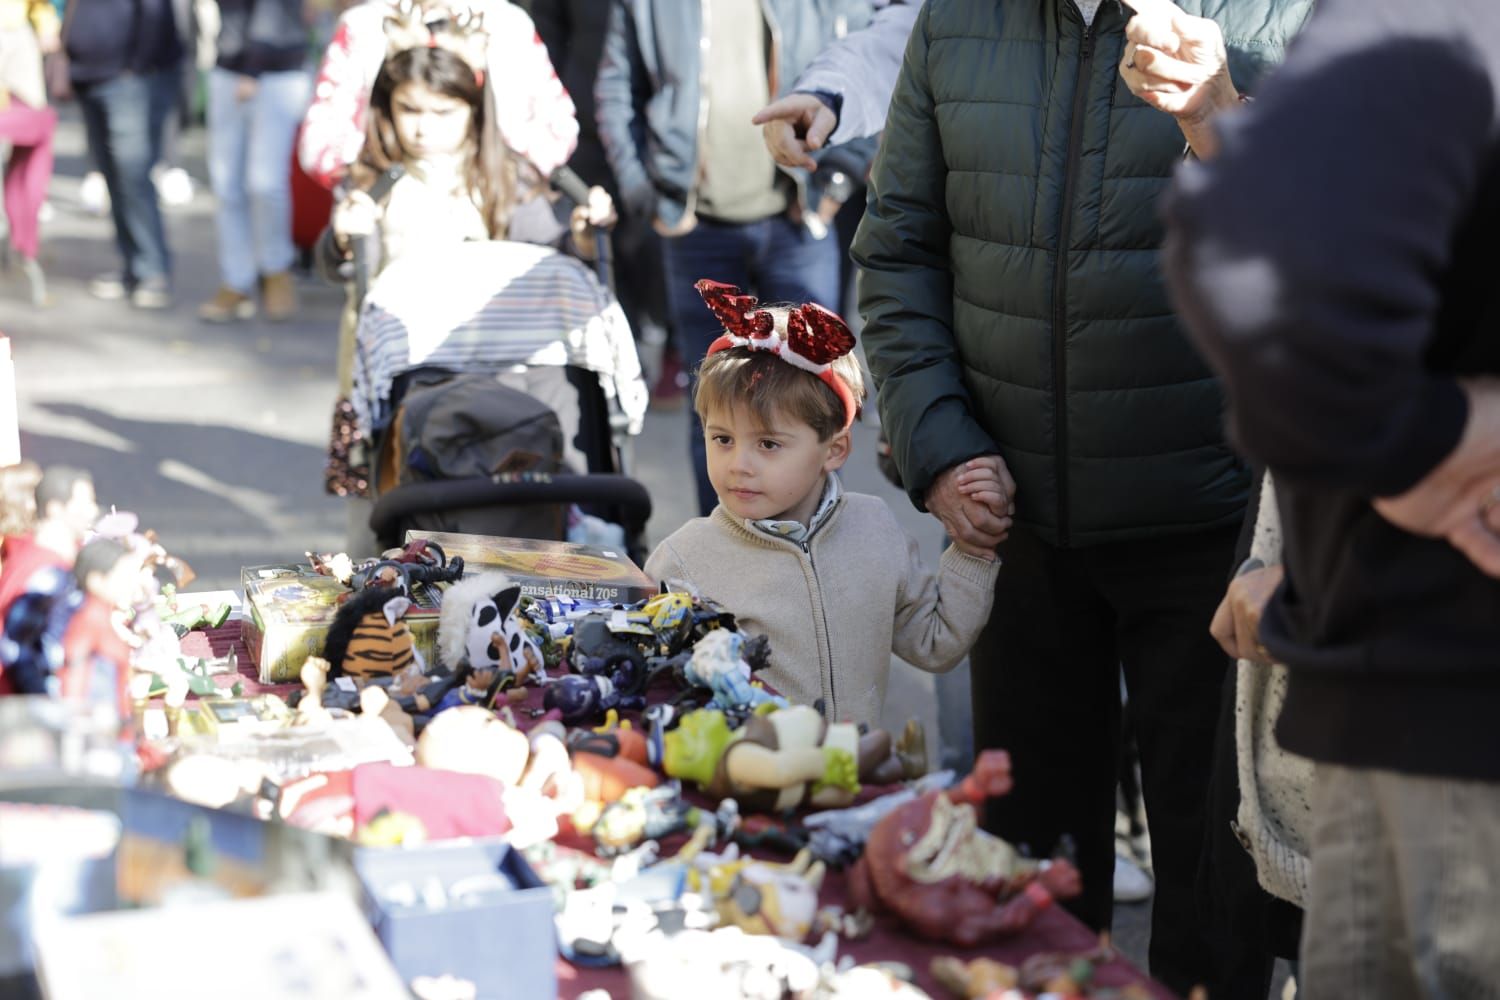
left=695, top=279, right=859, bottom=430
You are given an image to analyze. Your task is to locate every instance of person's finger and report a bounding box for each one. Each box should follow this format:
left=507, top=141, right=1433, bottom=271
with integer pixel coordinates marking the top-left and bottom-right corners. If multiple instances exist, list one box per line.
left=805, top=106, right=837, bottom=151
left=1125, top=12, right=1181, bottom=55
left=961, top=488, right=1009, bottom=512
left=1208, top=594, right=1237, bottom=659
left=763, top=121, right=817, bottom=171
left=995, top=460, right=1017, bottom=501
left=751, top=94, right=814, bottom=126
left=1133, top=46, right=1215, bottom=83
left=1125, top=0, right=1189, bottom=37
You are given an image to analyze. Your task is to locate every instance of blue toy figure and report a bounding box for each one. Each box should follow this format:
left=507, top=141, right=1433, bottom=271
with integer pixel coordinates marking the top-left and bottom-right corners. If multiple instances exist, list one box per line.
left=683, top=629, right=786, bottom=713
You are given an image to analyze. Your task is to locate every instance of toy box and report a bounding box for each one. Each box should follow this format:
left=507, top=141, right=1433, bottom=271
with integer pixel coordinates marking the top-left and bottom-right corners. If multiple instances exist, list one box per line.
left=240, top=564, right=443, bottom=684
left=355, top=840, right=556, bottom=999
left=404, top=530, right=657, bottom=604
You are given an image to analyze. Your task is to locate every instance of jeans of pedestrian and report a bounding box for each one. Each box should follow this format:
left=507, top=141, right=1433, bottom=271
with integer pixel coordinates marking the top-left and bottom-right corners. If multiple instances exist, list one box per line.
left=1299, top=764, right=1500, bottom=1000
left=207, top=67, right=312, bottom=293
left=660, top=213, right=842, bottom=516
left=970, top=522, right=1238, bottom=996
left=75, top=66, right=180, bottom=286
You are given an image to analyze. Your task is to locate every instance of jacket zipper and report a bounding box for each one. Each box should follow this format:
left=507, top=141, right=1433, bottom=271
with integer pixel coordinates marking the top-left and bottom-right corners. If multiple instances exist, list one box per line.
left=800, top=535, right=838, bottom=718
left=1051, top=8, right=1098, bottom=549
left=721, top=495, right=843, bottom=718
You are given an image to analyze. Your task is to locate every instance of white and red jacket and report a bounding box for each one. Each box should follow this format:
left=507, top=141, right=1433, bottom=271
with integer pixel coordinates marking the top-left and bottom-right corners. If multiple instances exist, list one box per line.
left=298, top=0, right=579, bottom=190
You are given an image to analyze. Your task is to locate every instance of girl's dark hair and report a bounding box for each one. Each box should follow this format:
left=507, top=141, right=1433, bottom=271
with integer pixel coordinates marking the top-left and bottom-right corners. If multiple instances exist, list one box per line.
left=356, top=45, right=518, bottom=238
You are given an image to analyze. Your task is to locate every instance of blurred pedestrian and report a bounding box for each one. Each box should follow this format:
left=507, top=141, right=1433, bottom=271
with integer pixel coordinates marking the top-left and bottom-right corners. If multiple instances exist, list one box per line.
left=0, top=0, right=60, bottom=304
left=66, top=0, right=184, bottom=309
left=199, top=0, right=314, bottom=323
left=298, top=0, right=577, bottom=192
left=596, top=0, right=877, bottom=517
left=1164, top=1, right=1500, bottom=995
left=532, top=0, right=672, bottom=395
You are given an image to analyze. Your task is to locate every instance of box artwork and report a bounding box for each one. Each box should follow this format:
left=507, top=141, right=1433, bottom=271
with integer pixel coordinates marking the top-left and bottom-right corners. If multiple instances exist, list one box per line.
left=403, top=530, right=657, bottom=605
left=240, top=564, right=443, bottom=683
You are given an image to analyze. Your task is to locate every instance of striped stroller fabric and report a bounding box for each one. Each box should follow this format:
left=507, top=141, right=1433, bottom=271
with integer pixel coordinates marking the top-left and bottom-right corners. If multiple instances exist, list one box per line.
left=351, top=240, right=649, bottom=438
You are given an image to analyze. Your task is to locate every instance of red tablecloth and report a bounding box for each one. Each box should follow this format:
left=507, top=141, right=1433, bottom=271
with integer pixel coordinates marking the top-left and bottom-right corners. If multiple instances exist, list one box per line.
left=189, top=623, right=1175, bottom=999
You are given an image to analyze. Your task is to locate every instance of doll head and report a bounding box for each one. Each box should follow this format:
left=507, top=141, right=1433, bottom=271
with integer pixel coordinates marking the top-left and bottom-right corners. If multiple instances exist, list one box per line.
left=73, top=538, right=143, bottom=609
left=661, top=709, right=734, bottom=789
left=35, top=466, right=98, bottom=546
left=416, top=704, right=530, bottom=786
left=0, top=460, right=42, bottom=537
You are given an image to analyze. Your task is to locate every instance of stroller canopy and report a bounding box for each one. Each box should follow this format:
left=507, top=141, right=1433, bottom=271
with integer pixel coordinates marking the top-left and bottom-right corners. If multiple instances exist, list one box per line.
left=352, top=241, right=649, bottom=439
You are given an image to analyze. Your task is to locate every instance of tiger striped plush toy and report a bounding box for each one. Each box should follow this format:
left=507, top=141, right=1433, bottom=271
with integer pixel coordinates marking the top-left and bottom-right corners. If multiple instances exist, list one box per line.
left=323, top=585, right=425, bottom=682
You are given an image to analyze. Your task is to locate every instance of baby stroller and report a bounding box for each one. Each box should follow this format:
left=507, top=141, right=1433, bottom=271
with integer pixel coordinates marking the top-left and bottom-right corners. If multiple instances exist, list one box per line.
left=351, top=174, right=653, bottom=562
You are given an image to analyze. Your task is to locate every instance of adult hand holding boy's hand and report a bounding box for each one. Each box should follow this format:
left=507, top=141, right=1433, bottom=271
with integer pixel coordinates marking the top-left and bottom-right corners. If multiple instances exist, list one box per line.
left=926, top=457, right=1016, bottom=561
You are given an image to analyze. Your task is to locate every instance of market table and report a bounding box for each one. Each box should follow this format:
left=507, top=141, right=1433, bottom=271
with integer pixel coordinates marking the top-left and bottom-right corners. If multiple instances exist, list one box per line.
left=185, top=619, right=1176, bottom=1000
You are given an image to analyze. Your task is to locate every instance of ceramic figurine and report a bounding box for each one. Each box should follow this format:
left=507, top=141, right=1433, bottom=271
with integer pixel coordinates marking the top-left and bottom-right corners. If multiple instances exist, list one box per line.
left=656, top=705, right=928, bottom=812
left=846, top=749, right=1083, bottom=947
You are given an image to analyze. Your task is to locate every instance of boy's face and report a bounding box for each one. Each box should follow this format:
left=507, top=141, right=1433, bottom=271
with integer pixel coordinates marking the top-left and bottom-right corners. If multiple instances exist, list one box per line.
left=704, top=404, right=850, bottom=525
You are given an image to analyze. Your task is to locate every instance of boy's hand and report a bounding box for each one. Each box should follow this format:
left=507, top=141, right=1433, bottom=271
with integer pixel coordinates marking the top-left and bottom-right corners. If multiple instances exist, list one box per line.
left=955, top=456, right=1017, bottom=519
left=332, top=190, right=378, bottom=250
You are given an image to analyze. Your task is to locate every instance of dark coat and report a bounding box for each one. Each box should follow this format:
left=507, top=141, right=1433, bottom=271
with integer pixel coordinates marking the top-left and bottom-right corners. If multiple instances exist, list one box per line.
left=853, top=0, right=1310, bottom=547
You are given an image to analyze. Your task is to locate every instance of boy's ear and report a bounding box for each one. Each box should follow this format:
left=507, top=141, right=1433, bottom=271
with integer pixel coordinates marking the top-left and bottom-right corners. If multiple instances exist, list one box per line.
left=822, top=429, right=852, bottom=472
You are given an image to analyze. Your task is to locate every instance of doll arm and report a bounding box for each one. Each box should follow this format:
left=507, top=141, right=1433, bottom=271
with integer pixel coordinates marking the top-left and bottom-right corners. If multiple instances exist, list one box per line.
left=890, top=528, right=1001, bottom=674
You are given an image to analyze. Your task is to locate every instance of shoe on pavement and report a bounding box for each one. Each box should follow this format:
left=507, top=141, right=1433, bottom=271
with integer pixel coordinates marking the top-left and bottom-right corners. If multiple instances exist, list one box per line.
left=155, top=166, right=195, bottom=207
left=80, top=171, right=110, bottom=215
left=22, top=258, right=49, bottom=307
left=259, top=270, right=297, bottom=322
left=89, top=272, right=130, bottom=301
left=199, top=286, right=256, bottom=322
left=130, top=277, right=173, bottom=310
left=1113, top=851, right=1154, bottom=903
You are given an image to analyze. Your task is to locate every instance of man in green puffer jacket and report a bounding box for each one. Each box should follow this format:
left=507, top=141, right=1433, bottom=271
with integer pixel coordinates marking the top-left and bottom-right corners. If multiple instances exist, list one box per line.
left=851, top=0, right=1310, bottom=994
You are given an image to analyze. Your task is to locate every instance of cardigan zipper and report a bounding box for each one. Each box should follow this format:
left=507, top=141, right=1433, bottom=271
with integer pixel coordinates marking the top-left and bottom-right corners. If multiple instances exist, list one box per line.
left=799, top=536, right=838, bottom=719
left=1050, top=7, right=1098, bottom=549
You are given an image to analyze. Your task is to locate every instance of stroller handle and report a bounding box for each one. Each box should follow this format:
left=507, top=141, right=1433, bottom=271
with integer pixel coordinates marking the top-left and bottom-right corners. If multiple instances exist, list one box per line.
left=368, top=472, right=653, bottom=546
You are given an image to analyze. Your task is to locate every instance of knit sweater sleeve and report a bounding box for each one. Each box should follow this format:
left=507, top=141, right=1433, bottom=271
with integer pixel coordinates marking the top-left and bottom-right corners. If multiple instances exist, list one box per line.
left=890, top=537, right=999, bottom=674
left=643, top=538, right=695, bottom=593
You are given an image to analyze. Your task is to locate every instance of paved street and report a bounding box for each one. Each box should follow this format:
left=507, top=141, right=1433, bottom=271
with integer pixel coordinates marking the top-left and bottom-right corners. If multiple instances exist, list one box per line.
left=2, top=107, right=1186, bottom=978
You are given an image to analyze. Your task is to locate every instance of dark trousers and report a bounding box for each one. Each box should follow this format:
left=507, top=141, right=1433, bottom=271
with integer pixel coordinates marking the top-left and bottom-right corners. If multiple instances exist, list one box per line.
left=660, top=213, right=842, bottom=515
left=972, top=522, right=1238, bottom=996
left=76, top=66, right=180, bottom=286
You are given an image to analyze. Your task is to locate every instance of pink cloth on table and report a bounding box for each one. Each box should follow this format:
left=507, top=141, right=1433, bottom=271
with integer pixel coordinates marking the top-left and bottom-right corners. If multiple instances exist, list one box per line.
left=351, top=761, right=512, bottom=841
left=0, top=101, right=56, bottom=260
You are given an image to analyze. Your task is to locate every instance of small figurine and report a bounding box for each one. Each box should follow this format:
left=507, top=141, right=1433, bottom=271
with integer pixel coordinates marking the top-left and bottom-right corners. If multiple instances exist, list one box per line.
left=322, top=573, right=426, bottom=683
left=437, top=571, right=543, bottom=685
left=360, top=685, right=417, bottom=747
left=60, top=538, right=145, bottom=729
left=541, top=673, right=643, bottom=727
left=567, top=614, right=651, bottom=695
left=295, top=657, right=336, bottom=726
left=931, top=944, right=1151, bottom=999
left=680, top=629, right=785, bottom=712
left=675, top=824, right=828, bottom=942
left=656, top=705, right=928, bottom=812
left=0, top=466, right=98, bottom=625
left=847, top=749, right=1083, bottom=947
left=589, top=781, right=730, bottom=856
left=0, top=459, right=41, bottom=540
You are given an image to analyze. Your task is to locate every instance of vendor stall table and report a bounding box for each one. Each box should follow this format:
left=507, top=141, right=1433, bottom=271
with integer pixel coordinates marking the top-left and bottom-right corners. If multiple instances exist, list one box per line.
left=183, top=619, right=1176, bottom=1000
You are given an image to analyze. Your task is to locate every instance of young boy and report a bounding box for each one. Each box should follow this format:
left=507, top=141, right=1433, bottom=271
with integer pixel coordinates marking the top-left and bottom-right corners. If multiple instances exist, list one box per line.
left=644, top=280, right=1004, bottom=727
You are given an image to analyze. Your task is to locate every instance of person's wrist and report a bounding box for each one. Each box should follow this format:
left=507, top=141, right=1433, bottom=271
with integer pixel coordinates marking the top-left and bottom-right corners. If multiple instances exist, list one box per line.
left=1179, top=71, right=1240, bottom=128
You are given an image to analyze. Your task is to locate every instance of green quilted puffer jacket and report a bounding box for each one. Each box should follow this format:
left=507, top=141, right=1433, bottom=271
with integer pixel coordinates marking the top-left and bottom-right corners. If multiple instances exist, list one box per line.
left=854, top=0, right=1312, bottom=547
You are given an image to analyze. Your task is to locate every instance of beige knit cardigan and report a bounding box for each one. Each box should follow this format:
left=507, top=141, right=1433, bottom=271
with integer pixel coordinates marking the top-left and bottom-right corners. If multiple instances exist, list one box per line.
left=644, top=492, right=1000, bottom=727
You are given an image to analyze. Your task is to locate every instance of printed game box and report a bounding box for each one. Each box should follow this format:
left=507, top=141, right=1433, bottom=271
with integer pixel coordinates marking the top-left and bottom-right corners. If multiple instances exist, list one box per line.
left=403, top=530, right=657, bottom=605
left=240, top=564, right=443, bottom=684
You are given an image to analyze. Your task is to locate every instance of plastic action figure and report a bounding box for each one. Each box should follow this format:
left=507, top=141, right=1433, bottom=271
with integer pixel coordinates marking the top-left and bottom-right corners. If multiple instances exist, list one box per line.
left=658, top=705, right=927, bottom=812
left=847, top=750, right=1082, bottom=947
left=60, top=539, right=144, bottom=730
